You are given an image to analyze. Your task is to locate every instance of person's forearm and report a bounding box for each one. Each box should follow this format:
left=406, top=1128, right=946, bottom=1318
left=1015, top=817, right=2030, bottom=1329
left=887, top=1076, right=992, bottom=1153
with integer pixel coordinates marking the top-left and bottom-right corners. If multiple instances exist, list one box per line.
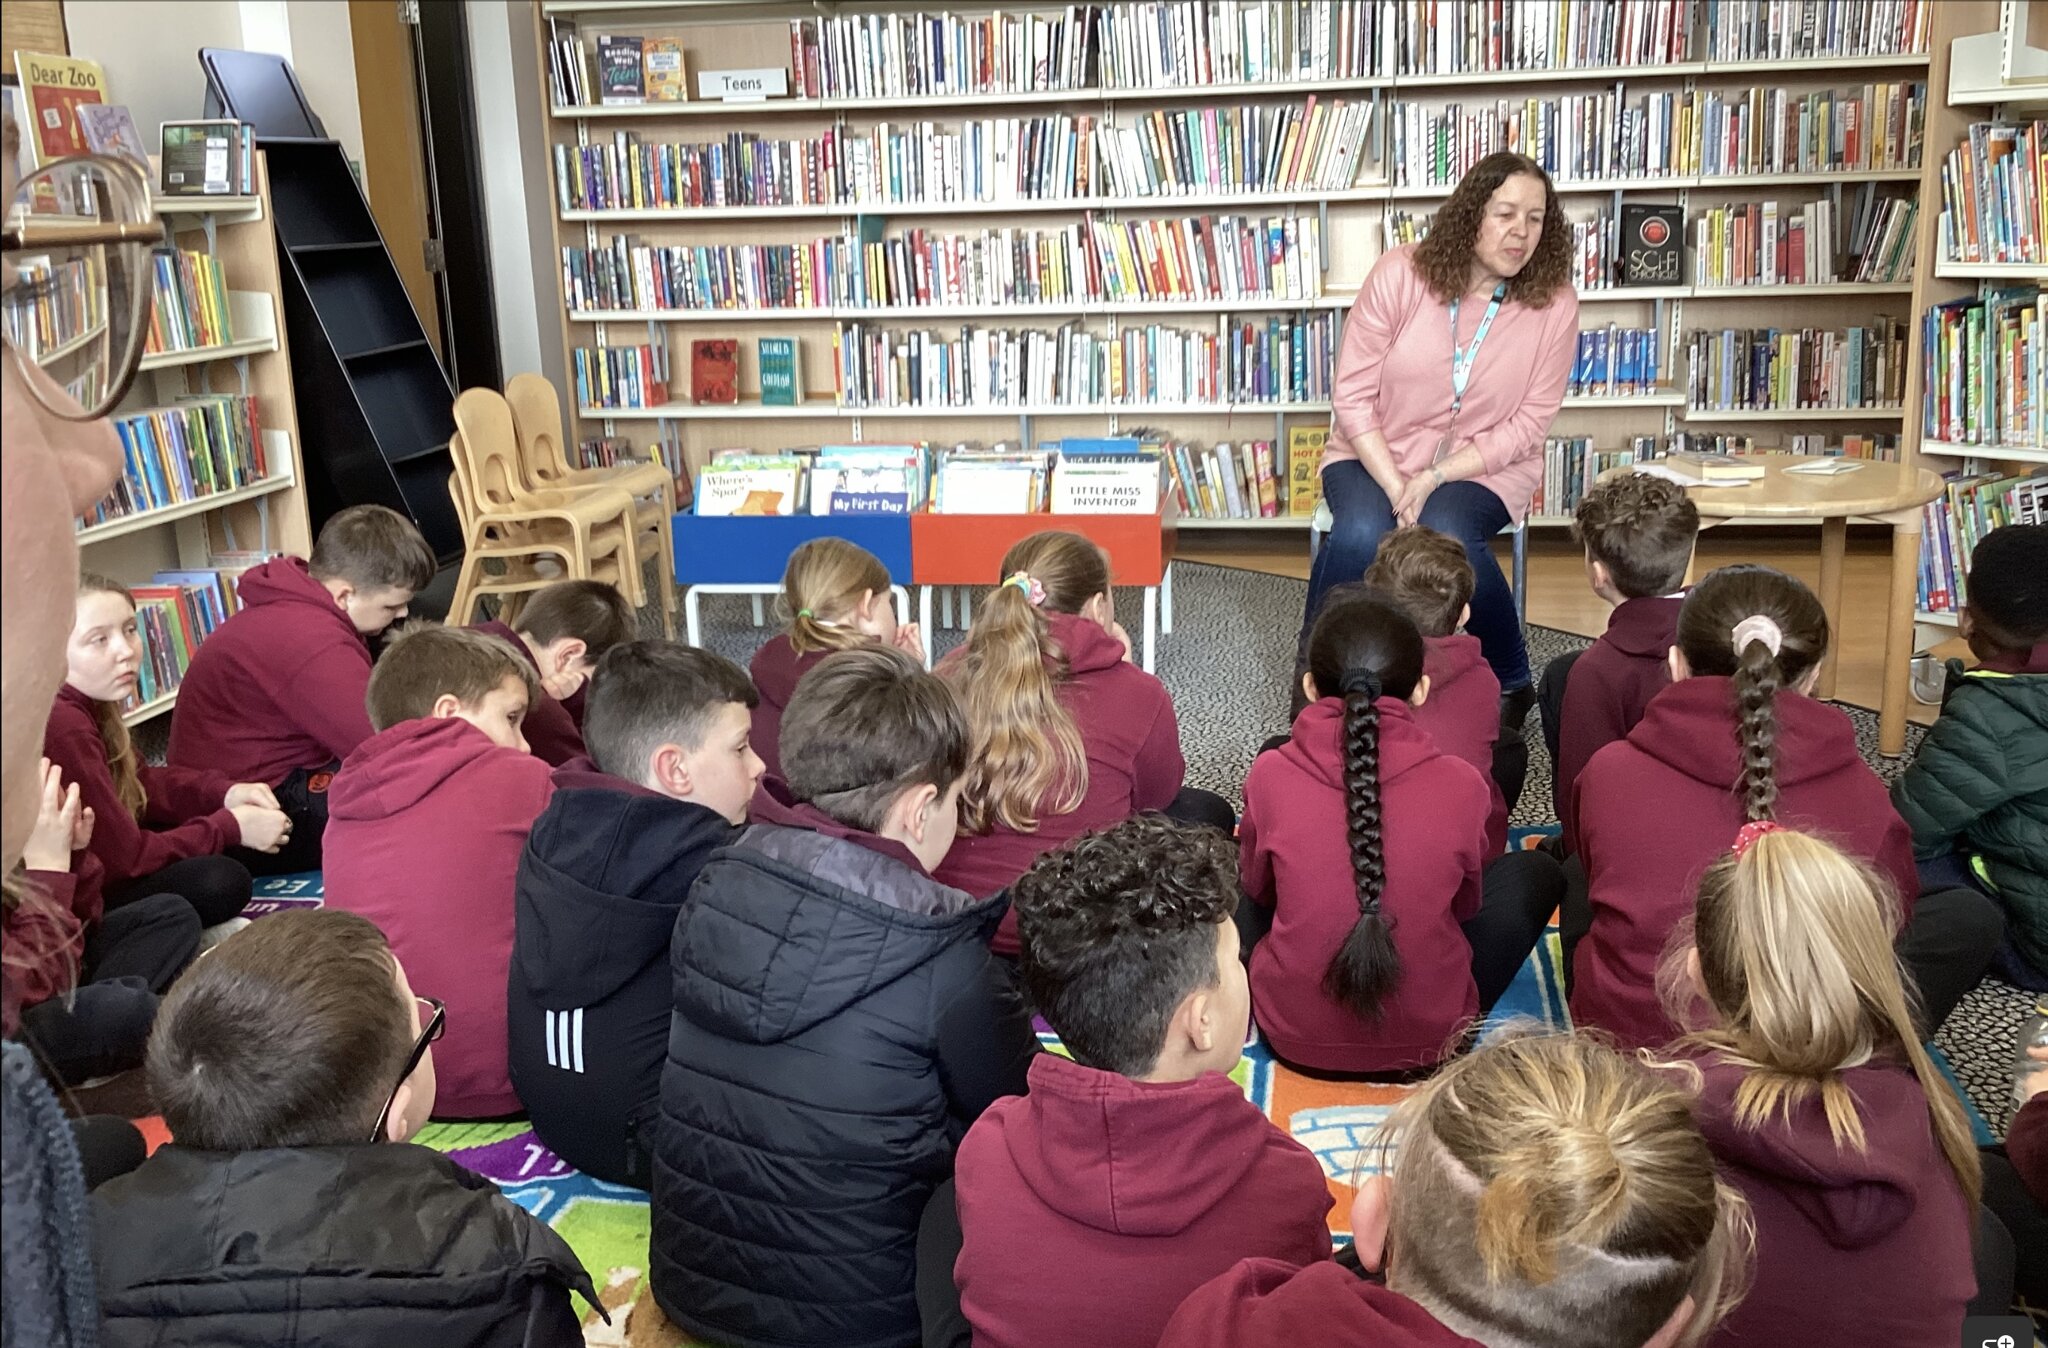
left=1352, top=427, right=1406, bottom=493
left=1431, top=440, right=1488, bottom=485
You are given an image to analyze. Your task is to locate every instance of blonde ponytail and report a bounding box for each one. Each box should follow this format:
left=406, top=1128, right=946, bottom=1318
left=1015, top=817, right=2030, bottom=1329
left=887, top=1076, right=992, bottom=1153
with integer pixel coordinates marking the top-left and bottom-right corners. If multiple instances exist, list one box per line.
left=1386, top=1030, right=1750, bottom=1348
left=1677, top=828, right=1982, bottom=1208
left=945, top=531, right=1107, bottom=834
left=77, top=574, right=146, bottom=820
left=778, top=538, right=892, bottom=656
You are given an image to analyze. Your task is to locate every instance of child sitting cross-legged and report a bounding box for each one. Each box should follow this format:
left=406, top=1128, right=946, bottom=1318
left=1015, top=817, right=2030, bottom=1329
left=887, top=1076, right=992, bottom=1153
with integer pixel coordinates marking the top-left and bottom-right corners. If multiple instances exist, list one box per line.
left=651, top=645, right=1035, bottom=1348
left=1664, top=825, right=1985, bottom=1341
left=1157, top=1030, right=1751, bottom=1348
left=323, top=624, right=554, bottom=1119
left=750, top=537, right=924, bottom=780
left=1242, top=585, right=1560, bottom=1076
left=943, top=815, right=1333, bottom=1348
left=1362, top=525, right=1510, bottom=855
left=472, top=578, right=637, bottom=767
left=508, top=640, right=760, bottom=1188
left=91, top=910, right=595, bottom=1346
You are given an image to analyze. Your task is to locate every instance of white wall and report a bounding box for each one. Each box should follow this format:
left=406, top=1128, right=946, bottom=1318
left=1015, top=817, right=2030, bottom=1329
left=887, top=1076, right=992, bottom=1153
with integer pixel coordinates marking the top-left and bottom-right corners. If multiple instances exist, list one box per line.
left=465, top=0, right=564, bottom=394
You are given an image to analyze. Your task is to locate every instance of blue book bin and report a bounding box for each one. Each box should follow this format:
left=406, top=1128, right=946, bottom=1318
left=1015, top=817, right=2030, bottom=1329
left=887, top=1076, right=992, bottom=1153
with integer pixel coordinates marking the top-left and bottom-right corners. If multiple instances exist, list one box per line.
left=670, top=514, right=914, bottom=584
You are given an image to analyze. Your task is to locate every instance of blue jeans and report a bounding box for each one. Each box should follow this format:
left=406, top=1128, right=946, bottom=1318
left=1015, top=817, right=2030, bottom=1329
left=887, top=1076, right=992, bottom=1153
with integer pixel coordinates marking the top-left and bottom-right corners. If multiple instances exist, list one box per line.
left=1303, top=460, right=1530, bottom=689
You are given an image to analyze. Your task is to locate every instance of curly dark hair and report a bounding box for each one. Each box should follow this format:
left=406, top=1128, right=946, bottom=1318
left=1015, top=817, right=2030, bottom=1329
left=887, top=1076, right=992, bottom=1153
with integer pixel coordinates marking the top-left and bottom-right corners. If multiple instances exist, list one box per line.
left=1010, top=815, right=1239, bottom=1077
left=1571, top=473, right=1701, bottom=599
left=1411, top=151, right=1572, bottom=307
left=1306, top=586, right=1426, bottom=1020
left=1674, top=566, right=1829, bottom=822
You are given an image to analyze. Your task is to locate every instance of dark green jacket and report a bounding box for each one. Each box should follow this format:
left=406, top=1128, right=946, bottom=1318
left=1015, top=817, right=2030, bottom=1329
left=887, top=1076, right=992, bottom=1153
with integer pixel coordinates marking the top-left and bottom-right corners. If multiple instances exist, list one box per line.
left=1893, top=668, right=2048, bottom=972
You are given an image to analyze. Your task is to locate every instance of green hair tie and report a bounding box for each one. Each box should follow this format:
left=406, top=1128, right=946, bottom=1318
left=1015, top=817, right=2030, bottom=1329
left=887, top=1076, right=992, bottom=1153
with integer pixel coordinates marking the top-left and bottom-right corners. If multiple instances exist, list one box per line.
left=797, top=608, right=814, bottom=619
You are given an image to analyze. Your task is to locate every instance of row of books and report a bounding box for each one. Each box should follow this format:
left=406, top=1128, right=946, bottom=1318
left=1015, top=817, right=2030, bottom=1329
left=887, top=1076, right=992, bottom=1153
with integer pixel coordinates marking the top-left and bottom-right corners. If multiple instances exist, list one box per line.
left=1922, top=289, right=2044, bottom=451
left=546, top=27, right=686, bottom=108
left=1682, top=320, right=1909, bottom=412
left=144, top=247, right=235, bottom=354
left=84, top=396, right=271, bottom=527
left=1936, top=122, right=2046, bottom=267
left=830, top=315, right=1337, bottom=409
left=1705, top=0, right=1929, bottom=61
left=576, top=432, right=690, bottom=501
left=1918, top=470, right=2047, bottom=615
left=1, top=253, right=103, bottom=368
left=1389, top=86, right=1687, bottom=187
left=692, top=439, right=1169, bottom=516
left=697, top=445, right=937, bottom=517
left=562, top=212, right=1326, bottom=315
left=1569, top=326, right=1663, bottom=397
left=1158, top=431, right=1327, bottom=519
left=121, top=561, right=268, bottom=712
left=1526, top=431, right=1901, bottom=518
left=573, top=342, right=673, bottom=411
left=1690, top=196, right=1917, bottom=288
left=1694, top=82, right=1925, bottom=178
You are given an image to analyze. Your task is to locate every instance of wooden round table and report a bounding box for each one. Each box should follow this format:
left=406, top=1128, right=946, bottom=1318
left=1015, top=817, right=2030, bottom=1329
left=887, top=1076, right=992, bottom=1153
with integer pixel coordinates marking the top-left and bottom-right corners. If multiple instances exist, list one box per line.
left=1685, top=457, right=1945, bottom=757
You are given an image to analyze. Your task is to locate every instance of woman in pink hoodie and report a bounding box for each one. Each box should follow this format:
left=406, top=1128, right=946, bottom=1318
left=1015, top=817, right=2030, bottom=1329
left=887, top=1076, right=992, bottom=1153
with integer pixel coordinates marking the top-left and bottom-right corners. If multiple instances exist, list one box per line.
left=1158, top=1031, right=1750, bottom=1348
left=1665, top=825, right=1985, bottom=1342
left=1241, top=586, right=1558, bottom=1075
left=936, top=531, right=1227, bottom=954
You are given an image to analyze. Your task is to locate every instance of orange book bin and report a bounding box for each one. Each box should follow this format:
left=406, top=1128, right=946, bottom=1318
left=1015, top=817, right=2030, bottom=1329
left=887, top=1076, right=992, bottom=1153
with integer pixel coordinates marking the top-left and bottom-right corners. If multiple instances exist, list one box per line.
left=909, top=512, right=1176, bottom=587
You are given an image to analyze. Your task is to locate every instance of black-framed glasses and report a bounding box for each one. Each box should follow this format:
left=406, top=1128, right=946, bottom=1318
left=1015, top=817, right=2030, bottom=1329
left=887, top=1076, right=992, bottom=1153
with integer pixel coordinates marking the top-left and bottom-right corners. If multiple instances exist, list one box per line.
left=3, top=154, right=164, bottom=420
left=369, top=995, right=445, bottom=1143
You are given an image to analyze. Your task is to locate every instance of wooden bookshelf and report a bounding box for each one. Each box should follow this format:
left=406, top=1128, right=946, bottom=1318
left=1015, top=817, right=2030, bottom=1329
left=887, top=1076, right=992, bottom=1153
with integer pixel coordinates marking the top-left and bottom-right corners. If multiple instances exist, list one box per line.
left=75, top=150, right=311, bottom=725
left=529, top=1, right=1954, bottom=531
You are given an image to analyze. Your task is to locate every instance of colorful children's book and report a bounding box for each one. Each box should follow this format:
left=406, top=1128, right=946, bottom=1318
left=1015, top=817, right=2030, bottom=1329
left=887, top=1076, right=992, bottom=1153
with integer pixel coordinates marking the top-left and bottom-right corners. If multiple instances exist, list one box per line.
left=12, top=51, right=105, bottom=166
left=644, top=38, right=686, bottom=102
left=75, top=103, right=148, bottom=167
left=1286, top=426, right=1328, bottom=516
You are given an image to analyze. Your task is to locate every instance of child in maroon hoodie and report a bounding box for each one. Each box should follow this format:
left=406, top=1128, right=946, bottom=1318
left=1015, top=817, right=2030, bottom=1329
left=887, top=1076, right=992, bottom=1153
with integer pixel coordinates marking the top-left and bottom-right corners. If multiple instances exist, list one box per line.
left=168, top=505, right=436, bottom=873
left=1157, top=1032, right=1747, bottom=1348
left=1568, top=564, right=1996, bottom=1051
left=323, top=624, right=553, bottom=1118
left=1363, top=525, right=1508, bottom=856
left=749, top=537, right=924, bottom=781
left=1540, top=473, right=1698, bottom=841
left=945, top=815, right=1333, bottom=1348
left=1667, top=825, right=1982, bottom=1343
left=472, top=578, right=635, bottom=768
left=1242, top=587, right=1559, bottom=1075
left=46, top=575, right=291, bottom=930
left=936, top=530, right=1227, bottom=954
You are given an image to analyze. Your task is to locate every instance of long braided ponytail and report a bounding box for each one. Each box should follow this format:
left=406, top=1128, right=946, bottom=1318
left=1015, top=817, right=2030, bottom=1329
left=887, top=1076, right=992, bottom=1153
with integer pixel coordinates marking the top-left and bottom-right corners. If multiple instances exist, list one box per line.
left=1308, top=585, right=1425, bottom=1020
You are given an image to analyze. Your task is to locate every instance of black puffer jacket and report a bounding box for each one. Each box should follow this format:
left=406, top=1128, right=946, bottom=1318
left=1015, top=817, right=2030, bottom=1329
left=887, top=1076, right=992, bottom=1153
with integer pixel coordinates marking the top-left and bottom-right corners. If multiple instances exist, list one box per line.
left=508, top=758, right=734, bottom=1188
left=650, top=784, right=1035, bottom=1348
left=92, top=1143, right=596, bottom=1347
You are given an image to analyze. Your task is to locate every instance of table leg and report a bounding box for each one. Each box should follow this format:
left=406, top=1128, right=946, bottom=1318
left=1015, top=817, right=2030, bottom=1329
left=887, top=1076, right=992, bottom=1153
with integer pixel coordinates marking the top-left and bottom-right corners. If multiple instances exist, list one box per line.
left=684, top=587, right=703, bottom=647
left=1161, top=563, right=1174, bottom=635
left=941, top=587, right=954, bottom=628
left=1142, top=585, right=1157, bottom=674
left=920, top=585, right=934, bottom=655
left=1879, top=509, right=1921, bottom=757
left=1816, top=515, right=1847, bottom=701
left=751, top=594, right=766, bottom=628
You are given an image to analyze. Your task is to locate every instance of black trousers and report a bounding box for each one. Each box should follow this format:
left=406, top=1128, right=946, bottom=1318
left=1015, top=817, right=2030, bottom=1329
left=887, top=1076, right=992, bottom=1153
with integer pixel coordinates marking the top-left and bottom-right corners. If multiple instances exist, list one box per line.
left=18, top=892, right=201, bottom=1084
left=917, top=1178, right=973, bottom=1348
left=1162, top=786, right=1236, bottom=834
left=72, top=1116, right=147, bottom=1191
left=105, top=853, right=252, bottom=928
left=1982, top=1148, right=2048, bottom=1313
left=1538, top=648, right=1583, bottom=827
left=1233, top=848, right=1561, bottom=1018
left=1558, top=864, right=2000, bottom=1036
left=232, top=763, right=333, bottom=876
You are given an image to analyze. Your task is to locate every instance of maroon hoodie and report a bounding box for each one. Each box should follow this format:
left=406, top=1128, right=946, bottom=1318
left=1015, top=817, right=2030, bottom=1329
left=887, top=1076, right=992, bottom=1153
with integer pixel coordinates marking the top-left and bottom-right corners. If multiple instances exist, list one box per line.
left=748, top=634, right=829, bottom=783
left=4, top=856, right=106, bottom=1035
left=953, top=1053, right=1333, bottom=1348
left=1413, top=633, right=1507, bottom=857
left=1569, top=677, right=1919, bottom=1050
left=2009, top=1092, right=2048, bottom=1205
left=166, top=557, right=376, bottom=786
left=1553, top=595, right=1684, bottom=835
left=1158, top=1259, right=1485, bottom=1348
left=936, top=611, right=1186, bottom=954
left=323, top=717, right=555, bottom=1117
left=1688, top=1051, right=1975, bottom=1345
left=1240, top=697, right=1490, bottom=1072
left=45, top=683, right=239, bottom=887
left=473, top=619, right=585, bottom=768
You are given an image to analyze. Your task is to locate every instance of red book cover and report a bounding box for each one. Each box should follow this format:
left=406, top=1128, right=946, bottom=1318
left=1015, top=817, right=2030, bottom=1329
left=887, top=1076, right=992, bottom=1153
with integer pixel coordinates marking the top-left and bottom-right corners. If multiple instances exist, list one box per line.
left=691, top=339, right=738, bottom=404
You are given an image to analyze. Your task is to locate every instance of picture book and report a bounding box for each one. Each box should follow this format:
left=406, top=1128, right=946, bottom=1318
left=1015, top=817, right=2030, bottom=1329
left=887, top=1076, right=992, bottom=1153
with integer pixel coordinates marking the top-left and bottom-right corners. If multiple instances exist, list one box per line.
left=12, top=51, right=105, bottom=166
left=645, top=38, right=686, bottom=102
left=1286, top=426, right=1328, bottom=516
left=75, top=103, right=148, bottom=168
left=756, top=335, right=801, bottom=405
left=159, top=121, right=246, bottom=196
left=691, top=339, right=739, bottom=404
left=596, top=34, right=645, bottom=105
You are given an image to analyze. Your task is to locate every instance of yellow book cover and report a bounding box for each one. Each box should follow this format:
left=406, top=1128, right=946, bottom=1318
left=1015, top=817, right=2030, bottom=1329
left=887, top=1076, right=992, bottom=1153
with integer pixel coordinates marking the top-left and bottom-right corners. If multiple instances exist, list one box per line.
left=1287, top=426, right=1327, bottom=516
left=645, top=38, right=687, bottom=103
left=14, top=51, right=106, bottom=166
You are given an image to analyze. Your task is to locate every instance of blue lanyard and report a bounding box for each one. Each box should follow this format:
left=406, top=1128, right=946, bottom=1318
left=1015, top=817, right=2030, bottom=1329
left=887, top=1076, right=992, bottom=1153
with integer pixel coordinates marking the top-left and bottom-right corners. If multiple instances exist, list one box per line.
left=1448, top=282, right=1507, bottom=415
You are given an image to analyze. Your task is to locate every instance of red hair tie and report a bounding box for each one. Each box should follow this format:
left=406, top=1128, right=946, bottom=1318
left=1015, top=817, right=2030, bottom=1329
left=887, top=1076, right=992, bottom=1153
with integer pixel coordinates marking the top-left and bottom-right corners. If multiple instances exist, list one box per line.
left=1731, top=820, right=1781, bottom=858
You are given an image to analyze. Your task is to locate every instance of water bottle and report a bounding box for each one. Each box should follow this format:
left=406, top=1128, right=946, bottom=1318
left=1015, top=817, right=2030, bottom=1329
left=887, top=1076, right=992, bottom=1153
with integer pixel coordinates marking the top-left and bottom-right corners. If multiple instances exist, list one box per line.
left=2015, top=996, right=2048, bottom=1110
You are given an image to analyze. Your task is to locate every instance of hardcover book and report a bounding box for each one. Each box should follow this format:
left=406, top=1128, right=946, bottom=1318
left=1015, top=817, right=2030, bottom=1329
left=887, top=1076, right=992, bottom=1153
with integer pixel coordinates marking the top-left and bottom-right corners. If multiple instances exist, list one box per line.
left=756, top=335, right=801, bottom=405
left=1286, top=427, right=1328, bottom=516
left=75, top=103, right=148, bottom=168
left=12, top=51, right=104, bottom=166
left=160, top=121, right=245, bottom=196
left=691, top=339, right=739, bottom=404
left=1620, top=204, right=1684, bottom=286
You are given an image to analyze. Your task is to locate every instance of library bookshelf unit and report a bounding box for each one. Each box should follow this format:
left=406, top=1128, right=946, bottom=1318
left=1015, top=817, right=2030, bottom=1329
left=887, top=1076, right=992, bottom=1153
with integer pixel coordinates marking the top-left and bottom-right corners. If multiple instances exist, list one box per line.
left=1906, top=0, right=2046, bottom=639
left=531, top=0, right=1997, bottom=537
left=74, top=151, right=310, bottom=727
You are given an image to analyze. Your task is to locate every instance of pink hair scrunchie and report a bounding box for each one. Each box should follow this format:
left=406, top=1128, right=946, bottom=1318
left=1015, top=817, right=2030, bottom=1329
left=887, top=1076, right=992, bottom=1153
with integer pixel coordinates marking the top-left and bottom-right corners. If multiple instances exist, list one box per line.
left=1731, top=819, right=1782, bottom=858
left=1002, top=571, right=1047, bottom=607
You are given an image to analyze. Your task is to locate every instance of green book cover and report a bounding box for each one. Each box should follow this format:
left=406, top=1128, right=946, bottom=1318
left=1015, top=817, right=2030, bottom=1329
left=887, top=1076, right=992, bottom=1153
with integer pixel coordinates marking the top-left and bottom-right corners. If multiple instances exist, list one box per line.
left=757, top=336, right=801, bottom=406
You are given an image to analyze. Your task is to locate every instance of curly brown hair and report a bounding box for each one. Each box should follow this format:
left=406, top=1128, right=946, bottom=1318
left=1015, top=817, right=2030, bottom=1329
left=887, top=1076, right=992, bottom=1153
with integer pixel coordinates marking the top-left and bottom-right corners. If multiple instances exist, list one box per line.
left=1411, top=152, right=1572, bottom=308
